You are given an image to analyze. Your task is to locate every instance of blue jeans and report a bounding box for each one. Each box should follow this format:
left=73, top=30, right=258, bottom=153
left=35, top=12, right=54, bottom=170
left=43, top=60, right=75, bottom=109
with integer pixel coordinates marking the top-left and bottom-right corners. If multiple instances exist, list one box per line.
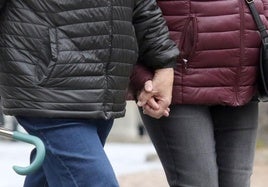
left=140, top=102, right=258, bottom=187
left=15, top=116, right=119, bottom=187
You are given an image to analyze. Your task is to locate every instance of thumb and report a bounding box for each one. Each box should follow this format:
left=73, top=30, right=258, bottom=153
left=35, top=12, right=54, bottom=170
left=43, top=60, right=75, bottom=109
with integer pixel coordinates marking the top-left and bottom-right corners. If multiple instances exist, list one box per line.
left=144, top=80, right=153, bottom=92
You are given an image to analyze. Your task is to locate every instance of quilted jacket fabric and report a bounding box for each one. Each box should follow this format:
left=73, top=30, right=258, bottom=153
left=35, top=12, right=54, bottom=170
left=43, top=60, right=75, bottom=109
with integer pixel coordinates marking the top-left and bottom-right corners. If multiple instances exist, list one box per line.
left=0, top=0, right=179, bottom=119
left=131, top=0, right=268, bottom=106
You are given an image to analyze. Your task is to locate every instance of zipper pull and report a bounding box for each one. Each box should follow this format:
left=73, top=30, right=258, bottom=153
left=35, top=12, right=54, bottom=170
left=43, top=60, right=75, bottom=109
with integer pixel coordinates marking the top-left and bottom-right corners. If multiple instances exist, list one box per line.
left=182, top=58, right=188, bottom=69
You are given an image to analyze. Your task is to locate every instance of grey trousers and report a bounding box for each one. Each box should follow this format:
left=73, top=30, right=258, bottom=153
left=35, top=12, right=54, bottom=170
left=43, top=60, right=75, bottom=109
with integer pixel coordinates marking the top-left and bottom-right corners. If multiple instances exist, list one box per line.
left=140, top=102, right=258, bottom=187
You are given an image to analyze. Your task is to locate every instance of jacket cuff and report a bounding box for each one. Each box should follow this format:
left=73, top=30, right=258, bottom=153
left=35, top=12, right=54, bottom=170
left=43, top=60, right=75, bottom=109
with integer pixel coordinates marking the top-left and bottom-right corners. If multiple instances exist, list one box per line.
left=129, top=64, right=154, bottom=97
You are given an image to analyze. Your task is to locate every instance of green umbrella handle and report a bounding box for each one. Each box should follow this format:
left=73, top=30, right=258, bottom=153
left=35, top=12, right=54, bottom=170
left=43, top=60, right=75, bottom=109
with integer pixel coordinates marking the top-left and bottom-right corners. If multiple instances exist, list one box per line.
left=12, top=131, right=46, bottom=175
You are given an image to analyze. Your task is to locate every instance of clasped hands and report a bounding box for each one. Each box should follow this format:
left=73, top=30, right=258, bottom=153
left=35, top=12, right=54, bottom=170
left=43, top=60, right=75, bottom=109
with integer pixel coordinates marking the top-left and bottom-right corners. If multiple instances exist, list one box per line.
left=137, top=68, right=174, bottom=119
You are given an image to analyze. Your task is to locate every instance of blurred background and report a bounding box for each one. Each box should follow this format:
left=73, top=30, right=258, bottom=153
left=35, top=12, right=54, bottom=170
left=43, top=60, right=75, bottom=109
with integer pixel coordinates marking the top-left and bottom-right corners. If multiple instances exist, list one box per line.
left=1, top=101, right=268, bottom=187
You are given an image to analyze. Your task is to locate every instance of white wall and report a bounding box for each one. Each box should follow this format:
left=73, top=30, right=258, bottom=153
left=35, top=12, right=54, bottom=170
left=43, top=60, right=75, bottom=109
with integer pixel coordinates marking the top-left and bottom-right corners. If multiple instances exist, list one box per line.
left=109, top=101, right=144, bottom=142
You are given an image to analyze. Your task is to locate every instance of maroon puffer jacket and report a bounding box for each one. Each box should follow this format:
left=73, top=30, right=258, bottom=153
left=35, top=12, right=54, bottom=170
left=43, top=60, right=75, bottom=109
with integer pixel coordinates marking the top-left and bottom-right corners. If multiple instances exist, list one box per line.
left=130, top=0, right=268, bottom=106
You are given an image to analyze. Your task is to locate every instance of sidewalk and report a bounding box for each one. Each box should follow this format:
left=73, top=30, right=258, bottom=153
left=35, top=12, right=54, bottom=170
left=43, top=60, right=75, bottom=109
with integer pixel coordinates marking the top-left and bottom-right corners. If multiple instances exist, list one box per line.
left=0, top=141, right=267, bottom=187
left=118, top=148, right=268, bottom=187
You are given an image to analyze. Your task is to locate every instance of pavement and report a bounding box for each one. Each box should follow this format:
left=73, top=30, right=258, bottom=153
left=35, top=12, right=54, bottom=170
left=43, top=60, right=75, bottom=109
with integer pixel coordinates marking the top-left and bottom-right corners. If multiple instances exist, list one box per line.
left=118, top=148, right=268, bottom=187
left=0, top=140, right=162, bottom=187
left=0, top=140, right=268, bottom=187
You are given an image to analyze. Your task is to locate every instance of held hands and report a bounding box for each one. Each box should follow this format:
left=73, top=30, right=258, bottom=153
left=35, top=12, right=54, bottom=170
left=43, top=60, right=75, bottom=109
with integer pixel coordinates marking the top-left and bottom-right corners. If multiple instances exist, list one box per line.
left=137, top=68, right=174, bottom=119
left=137, top=80, right=170, bottom=118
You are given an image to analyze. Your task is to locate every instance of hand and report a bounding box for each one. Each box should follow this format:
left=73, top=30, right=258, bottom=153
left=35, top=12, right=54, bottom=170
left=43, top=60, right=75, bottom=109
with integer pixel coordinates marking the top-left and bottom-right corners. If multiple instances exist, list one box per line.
left=137, top=80, right=170, bottom=118
left=137, top=68, right=174, bottom=118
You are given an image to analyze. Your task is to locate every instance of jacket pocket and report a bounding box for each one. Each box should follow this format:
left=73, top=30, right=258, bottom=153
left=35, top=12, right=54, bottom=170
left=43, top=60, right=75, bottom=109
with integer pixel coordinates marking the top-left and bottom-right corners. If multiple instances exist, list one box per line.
left=36, top=28, right=58, bottom=86
left=178, top=15, right=197, bottom=66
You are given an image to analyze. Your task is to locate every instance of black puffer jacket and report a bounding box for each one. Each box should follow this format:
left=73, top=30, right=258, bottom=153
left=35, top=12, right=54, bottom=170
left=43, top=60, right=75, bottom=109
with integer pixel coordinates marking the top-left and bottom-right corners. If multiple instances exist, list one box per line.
left=0, top=0, right=179, bottom=119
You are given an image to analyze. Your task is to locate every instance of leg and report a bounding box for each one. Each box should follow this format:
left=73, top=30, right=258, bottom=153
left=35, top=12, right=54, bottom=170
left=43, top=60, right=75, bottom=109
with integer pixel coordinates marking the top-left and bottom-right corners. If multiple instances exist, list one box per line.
left=140, top=105, right=219, bottom=187
left=24, top=149, right=48, bottom=187
left=97, top=119, right=114, bottom=146
left=211, top=101, right=258, bottom=187
left=16, top=116, right=119, bottom=187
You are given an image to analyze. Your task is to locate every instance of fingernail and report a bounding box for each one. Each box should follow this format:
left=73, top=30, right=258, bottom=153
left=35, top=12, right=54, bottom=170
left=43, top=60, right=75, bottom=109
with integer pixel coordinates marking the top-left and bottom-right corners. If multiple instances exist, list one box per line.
left=145, top=84, right=152, bottom=91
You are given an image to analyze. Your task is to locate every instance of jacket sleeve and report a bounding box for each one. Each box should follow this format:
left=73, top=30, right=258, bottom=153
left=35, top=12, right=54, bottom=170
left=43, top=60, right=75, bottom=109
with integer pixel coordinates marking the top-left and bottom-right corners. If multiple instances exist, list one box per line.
left=264, top=0, right=268, bottom=20
left=130, top=63, right=154, bottom=91
left=127, top=64, right=154, bottom=100
left=133, top=0, right=179, bottom=70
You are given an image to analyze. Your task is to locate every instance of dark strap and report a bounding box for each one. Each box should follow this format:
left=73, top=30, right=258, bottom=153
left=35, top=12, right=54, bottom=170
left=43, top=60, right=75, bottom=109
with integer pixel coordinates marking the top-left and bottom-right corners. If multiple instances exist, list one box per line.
left=245, top=0, right=268, bottom=38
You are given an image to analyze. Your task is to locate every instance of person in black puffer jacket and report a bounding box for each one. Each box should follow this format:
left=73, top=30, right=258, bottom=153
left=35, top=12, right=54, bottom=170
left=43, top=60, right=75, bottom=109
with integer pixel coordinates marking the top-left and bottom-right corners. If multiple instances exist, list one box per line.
left=0, top=0, right=179, bottom=186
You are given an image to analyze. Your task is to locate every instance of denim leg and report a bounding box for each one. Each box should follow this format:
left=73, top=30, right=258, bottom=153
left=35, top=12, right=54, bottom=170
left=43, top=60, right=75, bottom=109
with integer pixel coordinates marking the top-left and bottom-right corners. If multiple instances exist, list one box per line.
left=211, top=102, right=258, bottom=187
left=97, top=120, right=114, bottom=146
left=16, top=116, right=118, bottom=187
left=140, top=105, right=219, bottom=187
left=23, top=149, right=48, bottom=187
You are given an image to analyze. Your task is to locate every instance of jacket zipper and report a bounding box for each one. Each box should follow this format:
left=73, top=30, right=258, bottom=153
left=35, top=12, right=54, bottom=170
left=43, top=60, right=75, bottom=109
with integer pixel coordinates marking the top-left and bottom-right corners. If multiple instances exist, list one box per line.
left=237, top=1, right=245, bottom=105
left=183, top=58, right=188, bottom=70
left=180, top=15, right=197, bottom=71
left=103, top=0, right=113, bottom=118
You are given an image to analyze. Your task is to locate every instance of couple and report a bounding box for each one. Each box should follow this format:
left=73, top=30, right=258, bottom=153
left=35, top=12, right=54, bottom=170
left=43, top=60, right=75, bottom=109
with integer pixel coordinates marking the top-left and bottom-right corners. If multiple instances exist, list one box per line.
left=0, top=0, right=262, bottom=187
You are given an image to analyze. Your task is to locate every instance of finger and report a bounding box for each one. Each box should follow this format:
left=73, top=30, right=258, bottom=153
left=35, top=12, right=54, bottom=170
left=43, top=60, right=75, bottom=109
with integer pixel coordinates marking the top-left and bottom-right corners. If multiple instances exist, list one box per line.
left=143, top=105, right=164, bottom=119
left=137, top=80, right=154, bottom=106
left=145, top=107, right=169, bottom=118
left=143, top=100, right=171, bottom=118
left=163, top=110, right=170, bottom=117
left=137, top=90, right=153, bottom=107
left=144, top=80, right=153, bottom=92
left=146, top=98, right=160, bottom=110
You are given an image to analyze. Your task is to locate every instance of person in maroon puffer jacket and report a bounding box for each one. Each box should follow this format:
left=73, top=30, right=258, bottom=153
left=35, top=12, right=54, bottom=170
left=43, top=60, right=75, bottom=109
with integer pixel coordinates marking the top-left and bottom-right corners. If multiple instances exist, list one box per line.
left=0, top=0, right=179, bottom=186
left=130, top=0, right=268, bottom=186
